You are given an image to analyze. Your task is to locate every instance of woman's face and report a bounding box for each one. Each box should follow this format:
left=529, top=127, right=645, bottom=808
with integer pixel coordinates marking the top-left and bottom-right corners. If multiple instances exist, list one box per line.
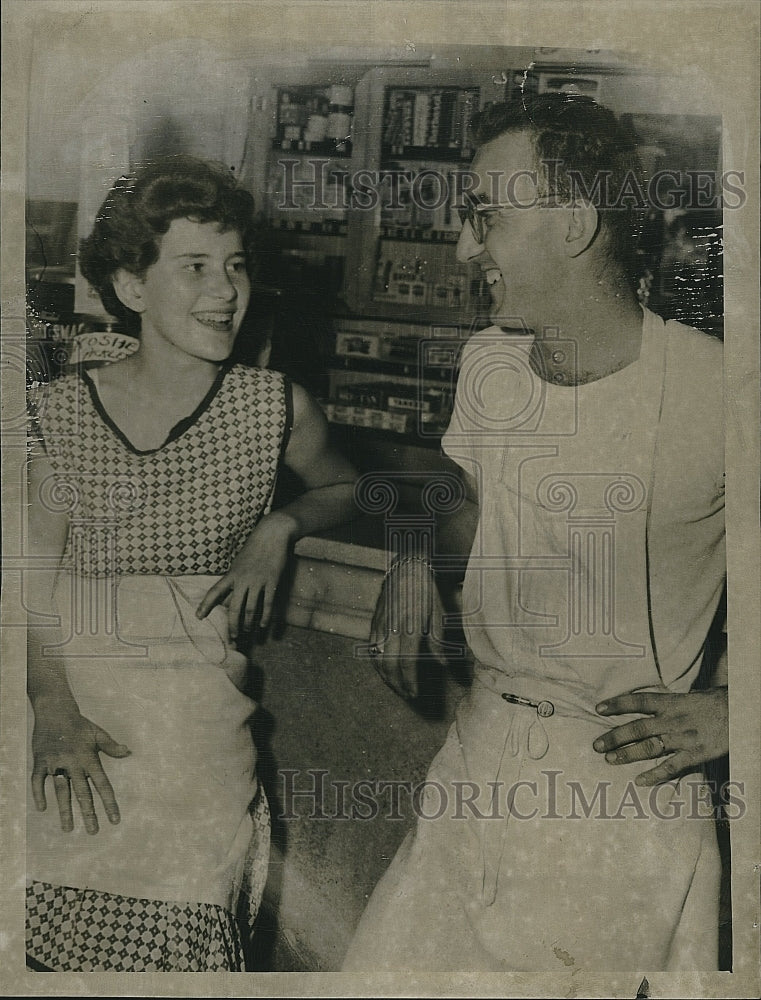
left=133, top=217, right=250, bottom=363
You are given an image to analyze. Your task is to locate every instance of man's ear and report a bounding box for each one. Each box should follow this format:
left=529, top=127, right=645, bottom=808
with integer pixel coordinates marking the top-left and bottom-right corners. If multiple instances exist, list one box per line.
left=111, top=269, right=147, bottom=313
left=563, top=201, right=600, bottom=258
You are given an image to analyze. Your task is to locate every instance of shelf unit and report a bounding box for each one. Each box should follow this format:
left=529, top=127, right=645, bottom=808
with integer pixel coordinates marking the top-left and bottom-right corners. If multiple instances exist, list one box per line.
left=343, top=65, right=501, bottom=323
left=336, top=67, right=502, bottom=440
left=243, top=60, right=507, bottom=448
left=244, top=64, right=372, bottom=304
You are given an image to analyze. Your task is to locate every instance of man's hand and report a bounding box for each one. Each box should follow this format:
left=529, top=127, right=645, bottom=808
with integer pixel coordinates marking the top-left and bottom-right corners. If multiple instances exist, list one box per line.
left=368, top=558, right=449, bottom=700
left=31, top=700, right=131, bottom=834
left=593, top=687, right=729, bottom=786
left=196, top=511, right=297, bottom=640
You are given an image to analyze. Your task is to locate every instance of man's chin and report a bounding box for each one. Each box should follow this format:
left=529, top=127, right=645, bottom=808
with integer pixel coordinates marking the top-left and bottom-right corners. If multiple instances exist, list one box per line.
left=488, top=306, right=532, bottom=334
left=487, top=287, right=512, bottom=327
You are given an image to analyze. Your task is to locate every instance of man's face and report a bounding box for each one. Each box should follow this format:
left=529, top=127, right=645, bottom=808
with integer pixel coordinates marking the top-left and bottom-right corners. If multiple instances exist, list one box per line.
left=456, top=130, right=563, bottom=332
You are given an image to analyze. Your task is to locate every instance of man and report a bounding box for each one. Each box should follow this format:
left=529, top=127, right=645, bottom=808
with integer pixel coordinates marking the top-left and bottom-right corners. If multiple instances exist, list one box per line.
left=343, top=94, right=727, bottom=971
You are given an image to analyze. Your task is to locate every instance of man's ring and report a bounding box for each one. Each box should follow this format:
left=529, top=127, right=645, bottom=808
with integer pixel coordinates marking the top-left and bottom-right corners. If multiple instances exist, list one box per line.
left=53, top=769, right=69, bottom=779
left=651, top=734, right=666, bottom=757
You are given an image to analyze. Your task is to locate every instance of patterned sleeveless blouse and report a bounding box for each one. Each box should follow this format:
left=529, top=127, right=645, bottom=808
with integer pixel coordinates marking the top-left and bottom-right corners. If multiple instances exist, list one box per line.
left=30, top=364, right=291, bottom=577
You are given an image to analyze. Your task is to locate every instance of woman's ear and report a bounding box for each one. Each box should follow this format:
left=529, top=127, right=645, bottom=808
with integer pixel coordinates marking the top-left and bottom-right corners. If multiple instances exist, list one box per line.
left=111, top=269, right=147, bottom=313
left=563, top=201, right=600, bottom=258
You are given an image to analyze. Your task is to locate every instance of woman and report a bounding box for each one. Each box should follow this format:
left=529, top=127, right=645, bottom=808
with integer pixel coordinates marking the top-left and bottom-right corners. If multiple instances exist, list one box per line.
left=26, top=156, right=357, bottom=971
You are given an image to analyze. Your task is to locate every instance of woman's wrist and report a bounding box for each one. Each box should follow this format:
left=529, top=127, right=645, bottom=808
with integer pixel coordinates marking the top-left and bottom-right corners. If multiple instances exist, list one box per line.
left=385, top=554, right=436, bottom=582
left=258, top=509, right=301, bottom=543
left=27, top=654, right=79, bottom=715
left=29, top=687, right=80, bottom=719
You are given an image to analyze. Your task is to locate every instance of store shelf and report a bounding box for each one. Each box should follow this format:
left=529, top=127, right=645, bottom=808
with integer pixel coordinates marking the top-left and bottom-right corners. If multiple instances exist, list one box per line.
left=380, top=145, right=472, bottom=163
left=378, top=229, right=460, bottom=244
left=249, top=62, right=499, bottom=449
left=354, top=299, right=489, bottom=326
left=272, top=140, right=352, bottom=158
left=326, top=355, right=457, bottom=383
left=268, top=220, right=348, bottom=237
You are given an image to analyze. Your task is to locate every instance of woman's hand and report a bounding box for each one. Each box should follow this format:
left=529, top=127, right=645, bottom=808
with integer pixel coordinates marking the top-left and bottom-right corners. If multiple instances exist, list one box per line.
left=592, top=687, right=729, bottom=786
left=196, top=385, right=357, bottom=642
left=31, top=699, right=131, bottom=834
left=196, top=511, right=297, bottom=640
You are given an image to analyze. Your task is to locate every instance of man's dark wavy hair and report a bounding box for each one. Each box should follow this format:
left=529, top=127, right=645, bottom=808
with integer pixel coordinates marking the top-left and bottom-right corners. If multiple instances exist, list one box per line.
left=78, top=155, right=256, bottom=334
left=471, top=93, right=643, bottom=284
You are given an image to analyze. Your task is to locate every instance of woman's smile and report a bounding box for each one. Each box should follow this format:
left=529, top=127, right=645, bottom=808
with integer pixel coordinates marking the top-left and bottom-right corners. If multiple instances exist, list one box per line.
left=192, top=309, right=238, bottom=333
left=129, top=217, right=251, bottom=364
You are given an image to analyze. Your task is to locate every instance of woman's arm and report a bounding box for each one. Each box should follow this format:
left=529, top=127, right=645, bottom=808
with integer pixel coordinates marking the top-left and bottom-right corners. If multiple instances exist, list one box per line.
left=27, top=453, right=130, bottom=834
left=197, top=384, right=357, bottom=637
left=266, top=380, right=359, bottom=538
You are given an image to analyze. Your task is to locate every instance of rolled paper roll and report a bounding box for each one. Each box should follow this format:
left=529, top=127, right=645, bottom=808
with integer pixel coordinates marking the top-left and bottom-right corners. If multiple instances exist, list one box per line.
left=305, top=115, right=328, bottom=141
left=328, top=84, right=353, bottom=107
left=326, top=112, right=351, bottom=139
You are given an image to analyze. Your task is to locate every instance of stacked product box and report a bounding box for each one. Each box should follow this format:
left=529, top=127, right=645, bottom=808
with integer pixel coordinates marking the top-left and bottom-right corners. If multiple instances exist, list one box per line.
left=373, top=246, right=469, bottom=308
left=266, top=157, right=350, bottom=231
left=333, top=318, right=465, bottom=367
left=324, top=380, right=451, bottom=435
left=334, top=329, right=383, bottom=359
left=378, top=162, right=463, bottom=239
left=383, top=87, right=479, bottom=156
left=323, top=399, right=412, bottom=434
left=327, top=319, right=462, bottom=436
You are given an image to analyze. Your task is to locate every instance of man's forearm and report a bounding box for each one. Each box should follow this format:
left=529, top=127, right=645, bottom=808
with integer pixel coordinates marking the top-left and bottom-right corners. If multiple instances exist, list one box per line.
left=433, top=497, right=479, bottom=582
left=712, top=644, right=728, bottom=687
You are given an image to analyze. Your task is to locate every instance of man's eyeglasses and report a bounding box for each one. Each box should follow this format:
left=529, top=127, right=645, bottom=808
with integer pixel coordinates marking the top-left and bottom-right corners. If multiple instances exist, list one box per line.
left=457, top=190, right=560, bottom=244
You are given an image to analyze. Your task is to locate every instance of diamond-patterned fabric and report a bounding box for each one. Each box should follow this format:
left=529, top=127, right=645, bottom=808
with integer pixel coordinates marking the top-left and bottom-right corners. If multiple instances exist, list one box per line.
left=26, top=882, right=243, bottom=972
left=26, top=787, right=271, bottom=972
left=30, top=364, right=288, bottom=577
left=240, top=786, right=272, bottom=928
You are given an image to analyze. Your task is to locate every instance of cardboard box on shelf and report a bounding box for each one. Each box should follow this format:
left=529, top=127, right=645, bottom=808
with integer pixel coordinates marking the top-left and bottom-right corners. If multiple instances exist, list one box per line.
left=335, top=331, right=382, bottom=359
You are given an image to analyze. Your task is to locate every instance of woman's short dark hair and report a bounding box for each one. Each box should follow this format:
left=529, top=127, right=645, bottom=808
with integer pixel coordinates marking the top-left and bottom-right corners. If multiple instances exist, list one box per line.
left=471, top=94, right=644, bottom=283
left=79, top=155, right=256, bottom=333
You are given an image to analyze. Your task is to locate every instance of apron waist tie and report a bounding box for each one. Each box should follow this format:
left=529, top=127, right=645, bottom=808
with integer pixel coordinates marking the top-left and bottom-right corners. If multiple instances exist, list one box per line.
left=477, top=697, right=550, bottom=907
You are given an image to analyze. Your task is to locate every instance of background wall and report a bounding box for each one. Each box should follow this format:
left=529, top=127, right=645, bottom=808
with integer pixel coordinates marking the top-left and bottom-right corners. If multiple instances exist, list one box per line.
left=23, top=7, right=726, bottom=324
left=23, top=2, right=727, bottom=204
